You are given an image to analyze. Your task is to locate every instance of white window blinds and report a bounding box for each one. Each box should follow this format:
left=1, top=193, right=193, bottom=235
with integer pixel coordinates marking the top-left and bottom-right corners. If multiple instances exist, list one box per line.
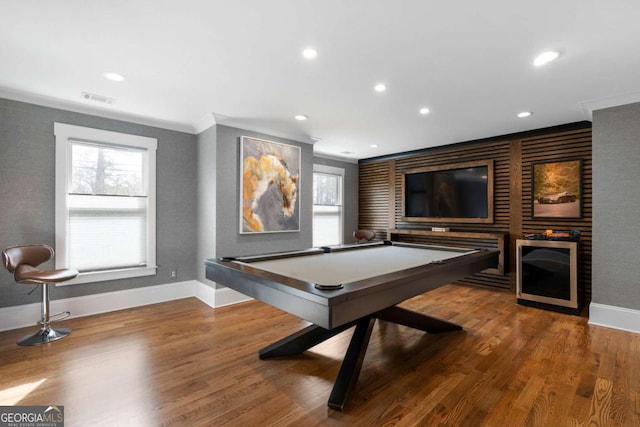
left=54, top=122, right=157, bottom=285
left=68, top=141, right=149, bottom=271
left=313, top=165, right=344, bottom=247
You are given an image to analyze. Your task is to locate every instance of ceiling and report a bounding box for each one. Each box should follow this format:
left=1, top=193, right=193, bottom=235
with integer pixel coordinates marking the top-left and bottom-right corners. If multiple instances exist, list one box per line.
left=2, top=1, right=640, bottom=160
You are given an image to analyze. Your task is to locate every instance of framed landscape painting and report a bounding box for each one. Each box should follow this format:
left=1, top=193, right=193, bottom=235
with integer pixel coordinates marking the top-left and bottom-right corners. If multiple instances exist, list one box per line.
left=240, top=136, right=300, bottom=233
left=532, top=159, right=582, bottom=219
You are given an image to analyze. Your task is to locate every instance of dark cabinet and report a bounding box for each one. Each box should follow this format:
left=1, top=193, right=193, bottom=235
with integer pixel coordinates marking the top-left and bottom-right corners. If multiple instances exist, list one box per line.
left=516, top=239, right=579, bottom=314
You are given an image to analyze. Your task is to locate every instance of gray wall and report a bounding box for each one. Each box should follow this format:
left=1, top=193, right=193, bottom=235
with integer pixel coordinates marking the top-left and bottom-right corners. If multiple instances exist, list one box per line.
left=215, top=125, right=314, bottom=257
left=0, top=98, right=198, bottom=308
left=196, top=125, right=217, bottom=285
left=592, top=102, right=640, bottom=310
left=312, top=156, right=359, bottom=245
left=0, top=100, right=361, bottom=307
left=207, top=128, right=359, bottom=288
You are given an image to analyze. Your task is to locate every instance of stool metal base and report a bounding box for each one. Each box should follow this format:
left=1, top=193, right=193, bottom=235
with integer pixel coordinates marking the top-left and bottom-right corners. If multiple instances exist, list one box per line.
left=18, top=327, right=71, bottom=346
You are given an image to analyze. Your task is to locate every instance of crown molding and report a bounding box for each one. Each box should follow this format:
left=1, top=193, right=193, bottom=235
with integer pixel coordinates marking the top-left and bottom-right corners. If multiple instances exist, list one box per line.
left=0, top=86, right=197, bottom=134
left=580, top=92, right=640, bottom=121
left=312, top=151, right=359, bottom=164
left=213, top=112, right=316, bottom=145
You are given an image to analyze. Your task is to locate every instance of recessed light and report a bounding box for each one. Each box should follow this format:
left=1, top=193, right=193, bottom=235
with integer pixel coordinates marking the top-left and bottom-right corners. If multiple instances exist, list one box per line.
left=340, top=151, right=354, bottom=155
left=103, top=72, right=125, bottom=82
left=419, top=107, right=430, bottom=115
left=533, top=51, right=559, bottom=67
left=295, top=115, right=308, bottom=121
left=517, top=111, right=533, bottom=118
left=370, top=144, right=378, bottom=148
left=302, top=48, right=318, bottom=59
left=374, top=83, right=387, bottom=92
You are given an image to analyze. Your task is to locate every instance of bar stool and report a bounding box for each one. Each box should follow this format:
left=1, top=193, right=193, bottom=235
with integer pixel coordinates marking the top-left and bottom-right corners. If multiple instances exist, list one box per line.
left=2, top=244, right=78, bottom=345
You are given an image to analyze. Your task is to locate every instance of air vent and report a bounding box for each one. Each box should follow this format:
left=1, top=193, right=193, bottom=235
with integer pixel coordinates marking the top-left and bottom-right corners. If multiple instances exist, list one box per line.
left=81, top=91, right=115, bottom=104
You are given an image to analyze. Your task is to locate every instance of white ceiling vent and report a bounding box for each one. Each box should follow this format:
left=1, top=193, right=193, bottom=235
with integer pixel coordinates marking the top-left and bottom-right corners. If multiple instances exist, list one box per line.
left=81, top=91, right=115, bottom=104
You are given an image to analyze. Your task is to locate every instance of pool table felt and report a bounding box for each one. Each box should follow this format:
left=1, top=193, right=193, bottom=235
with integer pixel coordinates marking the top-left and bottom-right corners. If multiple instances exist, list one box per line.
left=237, top=245, right=474, bottom=288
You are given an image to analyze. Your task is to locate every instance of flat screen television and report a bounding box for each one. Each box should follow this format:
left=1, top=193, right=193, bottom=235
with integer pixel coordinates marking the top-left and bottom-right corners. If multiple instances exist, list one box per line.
left=402, top=160, right=494, bottom=224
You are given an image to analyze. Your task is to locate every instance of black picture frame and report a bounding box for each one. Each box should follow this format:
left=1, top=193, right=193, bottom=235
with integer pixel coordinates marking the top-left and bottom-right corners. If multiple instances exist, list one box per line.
left=532, top=158, right=582, bottom=219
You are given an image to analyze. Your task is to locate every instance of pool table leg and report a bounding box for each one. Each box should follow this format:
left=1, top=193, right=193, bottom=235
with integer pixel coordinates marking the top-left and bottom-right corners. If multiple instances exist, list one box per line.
left=258, top=320, right=357, bottom=359
left=376, top=306, right=462, bottom=333
left=328, top=316, right=376, bottom=411
left=258, top=307, right=461, bottom=410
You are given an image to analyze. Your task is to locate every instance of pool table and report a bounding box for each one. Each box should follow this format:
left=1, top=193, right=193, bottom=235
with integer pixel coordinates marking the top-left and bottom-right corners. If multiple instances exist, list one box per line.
left=205, top=240, right=499, bottom=410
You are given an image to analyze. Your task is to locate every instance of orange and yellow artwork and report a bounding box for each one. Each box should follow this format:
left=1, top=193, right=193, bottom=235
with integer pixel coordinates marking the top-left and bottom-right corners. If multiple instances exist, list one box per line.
left=240, top=137, right=300, bottom=233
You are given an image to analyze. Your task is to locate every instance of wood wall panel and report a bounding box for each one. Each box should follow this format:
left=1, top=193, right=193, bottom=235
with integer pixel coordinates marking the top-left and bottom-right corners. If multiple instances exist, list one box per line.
left=509, top=139, right=523, bottom=286
left=358, top=123, right=592, bottom=300
left=393, top=141, right=512, bottom=234
left=358, top=161, right=391, bottom=241
left=391, top=140, right=512, bottom=289
left=360, top=140, right=512, bottom=290
left=521, top=128, right=593, bottom=304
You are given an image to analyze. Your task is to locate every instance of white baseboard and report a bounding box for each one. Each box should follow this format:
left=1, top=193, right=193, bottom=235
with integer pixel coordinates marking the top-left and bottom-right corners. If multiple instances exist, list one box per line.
left=0, top=281, right=251, bottom=332
left=193, top=281, right=217, bottom=308
left=214, top=287, right=253, bottom=307
left=589, top=303, right=640, bottom=334
left=6, top=285, right=636, bottom=336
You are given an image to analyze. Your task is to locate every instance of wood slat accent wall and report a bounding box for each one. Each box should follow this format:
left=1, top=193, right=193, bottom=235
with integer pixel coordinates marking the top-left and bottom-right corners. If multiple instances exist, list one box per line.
left=358, top=160, right=391, bottom=241
left=358, top=124, right=592, bottom=299
left=393, top=140, right=512, bottom=289
left=393, top=141, right=512, bottom=233
left=521, top=128, right=593, bottom=303
left=359, top=140, right=512, bottom=289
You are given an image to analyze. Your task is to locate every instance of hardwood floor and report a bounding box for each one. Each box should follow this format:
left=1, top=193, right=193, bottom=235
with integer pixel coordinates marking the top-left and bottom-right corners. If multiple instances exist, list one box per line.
left=1, top=284, right=639, bottom=426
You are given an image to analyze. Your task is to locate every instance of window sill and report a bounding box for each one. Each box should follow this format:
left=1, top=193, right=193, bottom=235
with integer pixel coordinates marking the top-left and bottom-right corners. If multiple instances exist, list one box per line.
left=56, top=266, right=158, bottom=286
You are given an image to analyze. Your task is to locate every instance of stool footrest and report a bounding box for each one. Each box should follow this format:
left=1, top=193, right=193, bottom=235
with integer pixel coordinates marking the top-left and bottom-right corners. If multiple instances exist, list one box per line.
left=40, top=311, right=71, bottom=325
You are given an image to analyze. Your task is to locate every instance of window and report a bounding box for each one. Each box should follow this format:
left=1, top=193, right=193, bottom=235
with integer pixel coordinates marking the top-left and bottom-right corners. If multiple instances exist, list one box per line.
left=313, top=164, right=344, bottom=247
left=54, top=123, right=157, bottom=284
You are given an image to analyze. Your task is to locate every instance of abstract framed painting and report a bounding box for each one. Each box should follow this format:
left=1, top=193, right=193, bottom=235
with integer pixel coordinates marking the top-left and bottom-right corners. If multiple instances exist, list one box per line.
left=532, top=158, right=582, bottom=219
left=240, top=136, right=300, bottom=233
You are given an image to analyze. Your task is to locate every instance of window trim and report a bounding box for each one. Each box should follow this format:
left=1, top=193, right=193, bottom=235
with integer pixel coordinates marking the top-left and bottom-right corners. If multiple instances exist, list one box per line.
left=313, top=164, right=345, bottom=246
left=54, top=122, right=158, bottom=285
